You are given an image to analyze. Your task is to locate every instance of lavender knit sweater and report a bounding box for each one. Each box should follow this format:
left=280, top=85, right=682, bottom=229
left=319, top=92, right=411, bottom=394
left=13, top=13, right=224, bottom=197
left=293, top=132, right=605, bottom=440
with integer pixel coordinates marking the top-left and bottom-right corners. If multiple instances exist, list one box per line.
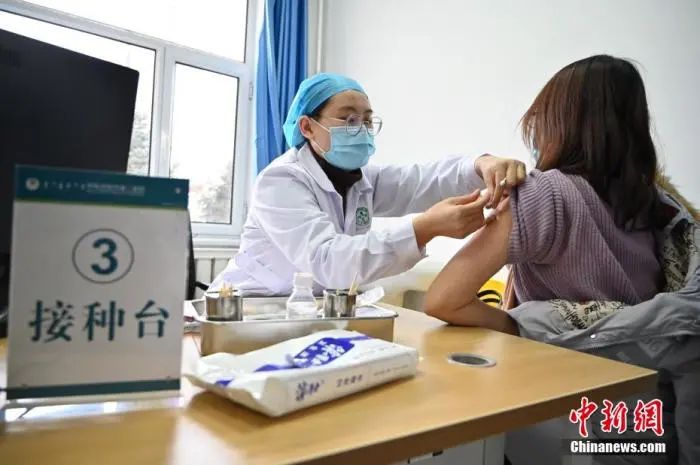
left=507, top=169, right=661, bottom=305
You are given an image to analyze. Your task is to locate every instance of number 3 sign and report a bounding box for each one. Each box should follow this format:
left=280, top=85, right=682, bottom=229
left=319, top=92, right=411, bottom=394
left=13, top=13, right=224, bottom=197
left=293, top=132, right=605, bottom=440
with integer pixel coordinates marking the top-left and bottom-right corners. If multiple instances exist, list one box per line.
left=72, top=229, right=135, bottom=284
left=73, top=229, right=134, bottom=283
left=7, top=165, right=190, bottom=401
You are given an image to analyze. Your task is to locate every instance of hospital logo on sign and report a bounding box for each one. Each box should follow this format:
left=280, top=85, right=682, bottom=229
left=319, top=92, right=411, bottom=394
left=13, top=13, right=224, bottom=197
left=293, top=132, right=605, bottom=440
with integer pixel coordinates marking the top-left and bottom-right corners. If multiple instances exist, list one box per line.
left=355, top=207, right=370, bottom=227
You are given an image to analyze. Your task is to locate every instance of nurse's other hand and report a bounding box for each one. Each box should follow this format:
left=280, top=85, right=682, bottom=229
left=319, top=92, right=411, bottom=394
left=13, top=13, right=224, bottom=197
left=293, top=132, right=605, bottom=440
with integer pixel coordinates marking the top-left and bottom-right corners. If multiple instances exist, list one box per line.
left=413, top=190, right=489, bottom=248
left=474, top=155, right=527, bottom=208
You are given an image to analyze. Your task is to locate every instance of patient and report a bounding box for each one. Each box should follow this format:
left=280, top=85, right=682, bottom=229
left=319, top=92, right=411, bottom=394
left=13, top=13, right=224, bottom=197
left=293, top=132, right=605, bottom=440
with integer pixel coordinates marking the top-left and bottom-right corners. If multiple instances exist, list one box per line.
left=424, top=55, right=662, bottom=333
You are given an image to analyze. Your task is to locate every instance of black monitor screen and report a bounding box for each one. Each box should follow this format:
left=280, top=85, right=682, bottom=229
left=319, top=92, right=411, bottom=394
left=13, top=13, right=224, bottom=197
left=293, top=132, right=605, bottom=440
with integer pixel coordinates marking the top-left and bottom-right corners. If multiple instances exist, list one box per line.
left=0, top=27, right=139, bottom=315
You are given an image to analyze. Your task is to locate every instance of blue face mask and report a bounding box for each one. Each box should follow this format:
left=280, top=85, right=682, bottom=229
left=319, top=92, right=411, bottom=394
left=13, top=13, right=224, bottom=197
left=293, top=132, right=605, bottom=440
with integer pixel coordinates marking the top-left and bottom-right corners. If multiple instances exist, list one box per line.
left=311, top=121, right=375, bottom=171
left=531, top=148, right=540, bottom=162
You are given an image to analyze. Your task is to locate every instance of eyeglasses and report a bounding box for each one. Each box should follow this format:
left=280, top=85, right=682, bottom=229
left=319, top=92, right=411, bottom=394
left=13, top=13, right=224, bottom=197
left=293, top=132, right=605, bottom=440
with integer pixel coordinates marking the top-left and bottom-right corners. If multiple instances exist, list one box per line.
left=319, top=114, right=383, bottom=136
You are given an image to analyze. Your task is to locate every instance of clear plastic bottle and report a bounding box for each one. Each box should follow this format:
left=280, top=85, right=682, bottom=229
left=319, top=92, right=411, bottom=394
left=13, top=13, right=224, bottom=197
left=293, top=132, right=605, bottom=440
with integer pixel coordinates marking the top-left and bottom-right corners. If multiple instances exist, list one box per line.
left=286, top=273, right=318, bottom=319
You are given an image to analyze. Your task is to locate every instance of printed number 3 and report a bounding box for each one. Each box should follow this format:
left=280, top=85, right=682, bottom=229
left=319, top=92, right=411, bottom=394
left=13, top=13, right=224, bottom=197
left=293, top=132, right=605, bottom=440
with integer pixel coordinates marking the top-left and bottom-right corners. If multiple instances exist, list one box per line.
left=91, top=237, right=118, bottom=275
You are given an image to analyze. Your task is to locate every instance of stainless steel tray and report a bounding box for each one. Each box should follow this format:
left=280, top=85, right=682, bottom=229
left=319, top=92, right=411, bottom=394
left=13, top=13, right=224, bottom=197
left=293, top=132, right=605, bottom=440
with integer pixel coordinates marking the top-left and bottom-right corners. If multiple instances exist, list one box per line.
left=185, top=297, right=397, bottom=355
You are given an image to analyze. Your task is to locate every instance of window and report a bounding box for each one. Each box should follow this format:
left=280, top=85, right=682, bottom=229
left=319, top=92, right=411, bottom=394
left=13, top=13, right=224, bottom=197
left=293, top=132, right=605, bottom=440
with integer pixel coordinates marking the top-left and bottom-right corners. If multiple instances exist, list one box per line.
left=27, top=0, right=248, bottom=61
left=0, top=0, right=256, bottom=246
left=170, top=64, right=239, bottom=224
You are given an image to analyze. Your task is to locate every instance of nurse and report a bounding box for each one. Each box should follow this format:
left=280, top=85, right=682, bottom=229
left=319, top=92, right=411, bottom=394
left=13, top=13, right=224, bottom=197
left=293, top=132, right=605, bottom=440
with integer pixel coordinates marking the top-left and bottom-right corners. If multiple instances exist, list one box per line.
left=210, top=73, right=526, bottom=295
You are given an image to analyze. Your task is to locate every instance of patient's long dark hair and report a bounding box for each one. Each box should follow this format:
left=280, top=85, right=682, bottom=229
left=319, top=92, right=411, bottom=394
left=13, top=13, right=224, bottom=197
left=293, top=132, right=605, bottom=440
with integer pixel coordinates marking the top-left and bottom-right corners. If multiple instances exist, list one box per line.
left=522, top=55, right=658, bottom=229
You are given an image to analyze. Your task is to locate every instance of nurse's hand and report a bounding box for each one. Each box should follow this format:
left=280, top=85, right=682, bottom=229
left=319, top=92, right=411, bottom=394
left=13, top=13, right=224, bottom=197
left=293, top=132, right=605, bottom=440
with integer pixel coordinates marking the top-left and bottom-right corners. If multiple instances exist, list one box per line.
left=474, top=155, right=527, bottom=208
left=413, top=190, right=489, bottom=249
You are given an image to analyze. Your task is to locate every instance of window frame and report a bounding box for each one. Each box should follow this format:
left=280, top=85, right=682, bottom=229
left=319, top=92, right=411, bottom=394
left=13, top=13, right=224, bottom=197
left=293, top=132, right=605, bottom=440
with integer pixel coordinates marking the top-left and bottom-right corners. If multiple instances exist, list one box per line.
left=1, top=0, right=258, bottom=248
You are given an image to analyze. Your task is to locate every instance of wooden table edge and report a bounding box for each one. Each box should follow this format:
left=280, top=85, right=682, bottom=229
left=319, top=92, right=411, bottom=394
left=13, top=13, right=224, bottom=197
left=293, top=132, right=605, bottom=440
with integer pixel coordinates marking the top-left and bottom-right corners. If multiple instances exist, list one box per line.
left=291, top=370, right=657, bottom=465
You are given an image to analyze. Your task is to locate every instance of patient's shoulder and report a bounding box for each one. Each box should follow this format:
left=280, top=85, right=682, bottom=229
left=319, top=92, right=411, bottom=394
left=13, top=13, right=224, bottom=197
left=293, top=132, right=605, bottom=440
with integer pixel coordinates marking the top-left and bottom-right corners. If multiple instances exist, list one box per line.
left=508, top=169, right=579, bottom=264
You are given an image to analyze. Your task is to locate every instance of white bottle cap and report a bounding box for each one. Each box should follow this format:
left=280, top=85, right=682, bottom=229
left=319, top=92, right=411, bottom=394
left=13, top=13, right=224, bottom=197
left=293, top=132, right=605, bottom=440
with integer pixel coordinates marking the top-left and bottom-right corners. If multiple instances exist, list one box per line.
left=293, top=272, right=314, bottom=288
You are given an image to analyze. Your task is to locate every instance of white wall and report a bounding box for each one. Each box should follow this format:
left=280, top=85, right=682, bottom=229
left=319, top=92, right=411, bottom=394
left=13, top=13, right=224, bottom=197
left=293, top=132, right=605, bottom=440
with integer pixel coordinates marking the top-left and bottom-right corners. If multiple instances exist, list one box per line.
left=307, top=0, right=322, bottom=76
left=318, top=0, right=700, bottom=263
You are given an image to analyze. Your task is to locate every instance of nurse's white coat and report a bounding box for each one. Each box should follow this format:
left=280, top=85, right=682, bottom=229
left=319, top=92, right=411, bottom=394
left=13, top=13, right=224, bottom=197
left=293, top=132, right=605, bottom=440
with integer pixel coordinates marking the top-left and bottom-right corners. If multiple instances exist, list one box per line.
left=210, top=144, right=485, bottom=295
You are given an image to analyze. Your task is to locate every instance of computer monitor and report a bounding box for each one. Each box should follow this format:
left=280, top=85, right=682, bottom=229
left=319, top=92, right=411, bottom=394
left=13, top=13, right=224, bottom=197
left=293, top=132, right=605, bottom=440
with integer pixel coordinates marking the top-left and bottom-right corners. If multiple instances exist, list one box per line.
left=0, top=28, right=139, bottom=329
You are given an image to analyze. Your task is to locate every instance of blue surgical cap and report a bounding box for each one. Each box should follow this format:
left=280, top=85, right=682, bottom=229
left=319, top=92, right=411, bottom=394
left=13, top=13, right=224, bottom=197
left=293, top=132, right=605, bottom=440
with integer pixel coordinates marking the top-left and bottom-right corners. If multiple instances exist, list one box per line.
left=283, top=73, right=366, bottom=149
